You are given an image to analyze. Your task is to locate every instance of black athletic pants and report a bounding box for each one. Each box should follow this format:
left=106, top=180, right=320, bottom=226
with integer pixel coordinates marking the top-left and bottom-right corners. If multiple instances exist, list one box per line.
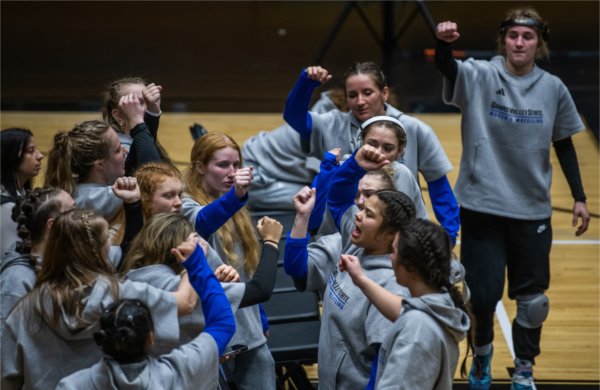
left=460, top=208, right=552, bottom=363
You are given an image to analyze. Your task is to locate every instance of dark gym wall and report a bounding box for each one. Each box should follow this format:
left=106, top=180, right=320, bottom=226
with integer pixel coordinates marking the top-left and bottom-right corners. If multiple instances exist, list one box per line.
left=2, top=1, right=598, bottom=116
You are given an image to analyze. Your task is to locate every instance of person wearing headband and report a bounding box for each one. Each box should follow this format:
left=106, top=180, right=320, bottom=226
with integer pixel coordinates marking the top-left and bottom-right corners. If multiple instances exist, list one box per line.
left=435, top=7, right=590, bottom=390
left=283, top=61, right=460, bottom=245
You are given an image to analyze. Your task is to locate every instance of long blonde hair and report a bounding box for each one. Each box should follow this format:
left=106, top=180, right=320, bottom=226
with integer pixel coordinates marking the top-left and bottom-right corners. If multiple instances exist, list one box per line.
left=27, top=208, right=118, bottom=328
left=185, top=132, right=259, bottom=275
left=120, top=213, right=193, bottom=276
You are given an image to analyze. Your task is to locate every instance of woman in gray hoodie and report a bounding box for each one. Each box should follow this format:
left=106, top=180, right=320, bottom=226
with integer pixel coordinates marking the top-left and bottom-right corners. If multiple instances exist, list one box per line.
left=1, top=208, right=196, bottom=390
left=55, top=235, right=236, bottom=390
left=341, top=218, right=473, bottom=389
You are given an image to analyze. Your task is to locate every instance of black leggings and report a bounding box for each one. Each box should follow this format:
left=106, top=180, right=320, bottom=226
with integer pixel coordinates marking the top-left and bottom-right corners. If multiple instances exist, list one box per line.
left=460, top=208, right=552, bottom=362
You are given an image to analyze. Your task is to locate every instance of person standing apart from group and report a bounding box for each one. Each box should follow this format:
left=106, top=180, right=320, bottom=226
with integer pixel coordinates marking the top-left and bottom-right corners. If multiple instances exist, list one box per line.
left=435, top=7, right=590, bottom=390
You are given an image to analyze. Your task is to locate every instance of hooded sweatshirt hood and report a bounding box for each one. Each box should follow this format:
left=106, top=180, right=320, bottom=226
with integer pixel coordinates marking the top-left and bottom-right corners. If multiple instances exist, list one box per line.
left=90, top=358, right=154, bottom=390
left=402, top=292, right=469, bottom=343
left=42, top=276, right=116, bottom=341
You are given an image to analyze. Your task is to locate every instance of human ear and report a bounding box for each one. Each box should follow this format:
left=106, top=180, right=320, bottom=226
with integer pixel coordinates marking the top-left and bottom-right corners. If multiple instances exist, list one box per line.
left=382, top=86, right=390, bottom=102
left=194, top=161, right=205, bottom=175
left=111, top=108, right=124, bottom=126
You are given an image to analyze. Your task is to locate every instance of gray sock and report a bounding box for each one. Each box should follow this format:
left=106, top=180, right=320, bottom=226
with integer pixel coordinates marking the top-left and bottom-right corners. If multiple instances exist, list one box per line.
left=474, top=343, right=493, bottom=357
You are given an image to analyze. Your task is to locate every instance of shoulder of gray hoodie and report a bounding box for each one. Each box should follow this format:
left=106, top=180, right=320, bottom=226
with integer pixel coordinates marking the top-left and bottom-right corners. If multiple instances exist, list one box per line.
left=1, top=276, right=180, bottom=390
left=75, top=183, right=123, bottom=221
left=375, top=292, right=470, bottom=390
left=309, top=103, right=452, bottom=183
left=124, top=262, right=244, bottom=356
left=242, top=91, right=337, bottom=183
left=56, top=332, right=219, bottom=390
left=0, top=251, right=37, bottom=336
left=305, top=232, right=343, bottom=295
left=389, top=161, right=429, bottom=219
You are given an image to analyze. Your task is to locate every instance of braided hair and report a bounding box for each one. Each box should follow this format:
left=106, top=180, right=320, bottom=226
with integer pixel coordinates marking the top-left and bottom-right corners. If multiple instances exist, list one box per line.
left=374, top=190, right=416, bottom=236
left=93, top=299, right=154, bottom=363
left=396, top=218, right=475, bottom=378
left=11, top=187, right=63, bottom=270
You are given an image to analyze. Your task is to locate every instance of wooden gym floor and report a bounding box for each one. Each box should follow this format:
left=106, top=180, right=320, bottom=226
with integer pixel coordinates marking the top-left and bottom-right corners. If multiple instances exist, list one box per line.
left=1, top=111, right=598, bottom=386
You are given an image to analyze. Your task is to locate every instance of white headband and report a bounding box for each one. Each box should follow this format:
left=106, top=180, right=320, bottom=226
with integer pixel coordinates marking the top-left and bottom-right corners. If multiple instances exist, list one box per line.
left=360, top=115, right=404, bottom=130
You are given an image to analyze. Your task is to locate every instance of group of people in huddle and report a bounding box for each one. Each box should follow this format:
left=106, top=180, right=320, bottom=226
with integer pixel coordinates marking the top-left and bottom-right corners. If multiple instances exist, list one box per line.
left=0, top=7, right=591, bottom=390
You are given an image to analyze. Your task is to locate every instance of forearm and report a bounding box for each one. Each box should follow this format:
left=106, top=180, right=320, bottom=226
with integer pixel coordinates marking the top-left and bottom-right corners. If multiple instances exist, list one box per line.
left=283, top=69, right=320, bottom=139
left=240, top=243, right=278, bottom=307
left=126, top=122, right=161, bottom=175
left=283, top=232, right=309, bottom=280
left=355, top=275, right=403, bottom=322
left=327, top=153, right=364, bottom=229
left=119, top=200, right=143, bottom=268
left=554, top=137, right=586, bottom=202
left=195, top=186, right=247, bottom=238
left=144, top=111, right=160, bottom=139
left=308, top=152, right=339, bottom=232
left=183, top=246, right=236, bottom=355
left=427, top=175, right=460, bottom=245
left=291, top=211, right=311, bottom=239
left=435, top=39, right=458, bottom=85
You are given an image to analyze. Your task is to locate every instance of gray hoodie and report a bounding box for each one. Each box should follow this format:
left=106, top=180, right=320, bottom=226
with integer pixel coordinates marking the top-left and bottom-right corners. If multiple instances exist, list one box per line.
left=0, top=251, right=37, bottom=335
left=308, top=104, right=452, bottom=185
left=1, top=277, right=179, bottom=390
left=375, top=292, right=470, bottom=389
left=124, top=262, right=245, bottom=356
left=55, top=332, right=219, bottom=390
left=0, top=244, right=143, bottom=337
left=443, top=56, right=584, bottom=219
left=315, top=206, right=410, bottom=390
left=242, top=92, right=336, bottom=210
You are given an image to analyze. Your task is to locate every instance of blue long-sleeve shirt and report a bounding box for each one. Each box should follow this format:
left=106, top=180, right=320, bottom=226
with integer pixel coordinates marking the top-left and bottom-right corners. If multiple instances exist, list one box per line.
left=327, top=152, right=364, bottom=231
left=192, top=186, right=248, bottom=239
left=428, top=176, right=459, bottom=245
left=182, top=245, right=236, bottom=355
left=283, top=232, right=311, bottom=279
left=283, top=69, right=321, bottom=139
left=307, top=151, right=340, bottom=232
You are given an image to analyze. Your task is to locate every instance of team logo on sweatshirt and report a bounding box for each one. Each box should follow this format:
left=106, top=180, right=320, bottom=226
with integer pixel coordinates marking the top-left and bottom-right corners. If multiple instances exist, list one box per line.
left=489, top=101, right=543, bottom=124
left=328, top=270, right=350, bottom=310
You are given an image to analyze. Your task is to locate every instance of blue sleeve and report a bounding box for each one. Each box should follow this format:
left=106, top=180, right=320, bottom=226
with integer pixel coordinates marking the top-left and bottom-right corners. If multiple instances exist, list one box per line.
left=195, top=186, right=248, bottom=239
left=182, top=245, right=236, bottom=355
left=427, top=175, right=460, bottom=245
left=258, top=304, right=269, bottom=334
left=364, top=345, right=380, bottom=390
left=327, top=152, right=365, bottom=230
left=283, top=69, right=321, bottom=139
left=308, top=152, right=340, bottom=232
left=283, top=232, right=310, bottom=279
